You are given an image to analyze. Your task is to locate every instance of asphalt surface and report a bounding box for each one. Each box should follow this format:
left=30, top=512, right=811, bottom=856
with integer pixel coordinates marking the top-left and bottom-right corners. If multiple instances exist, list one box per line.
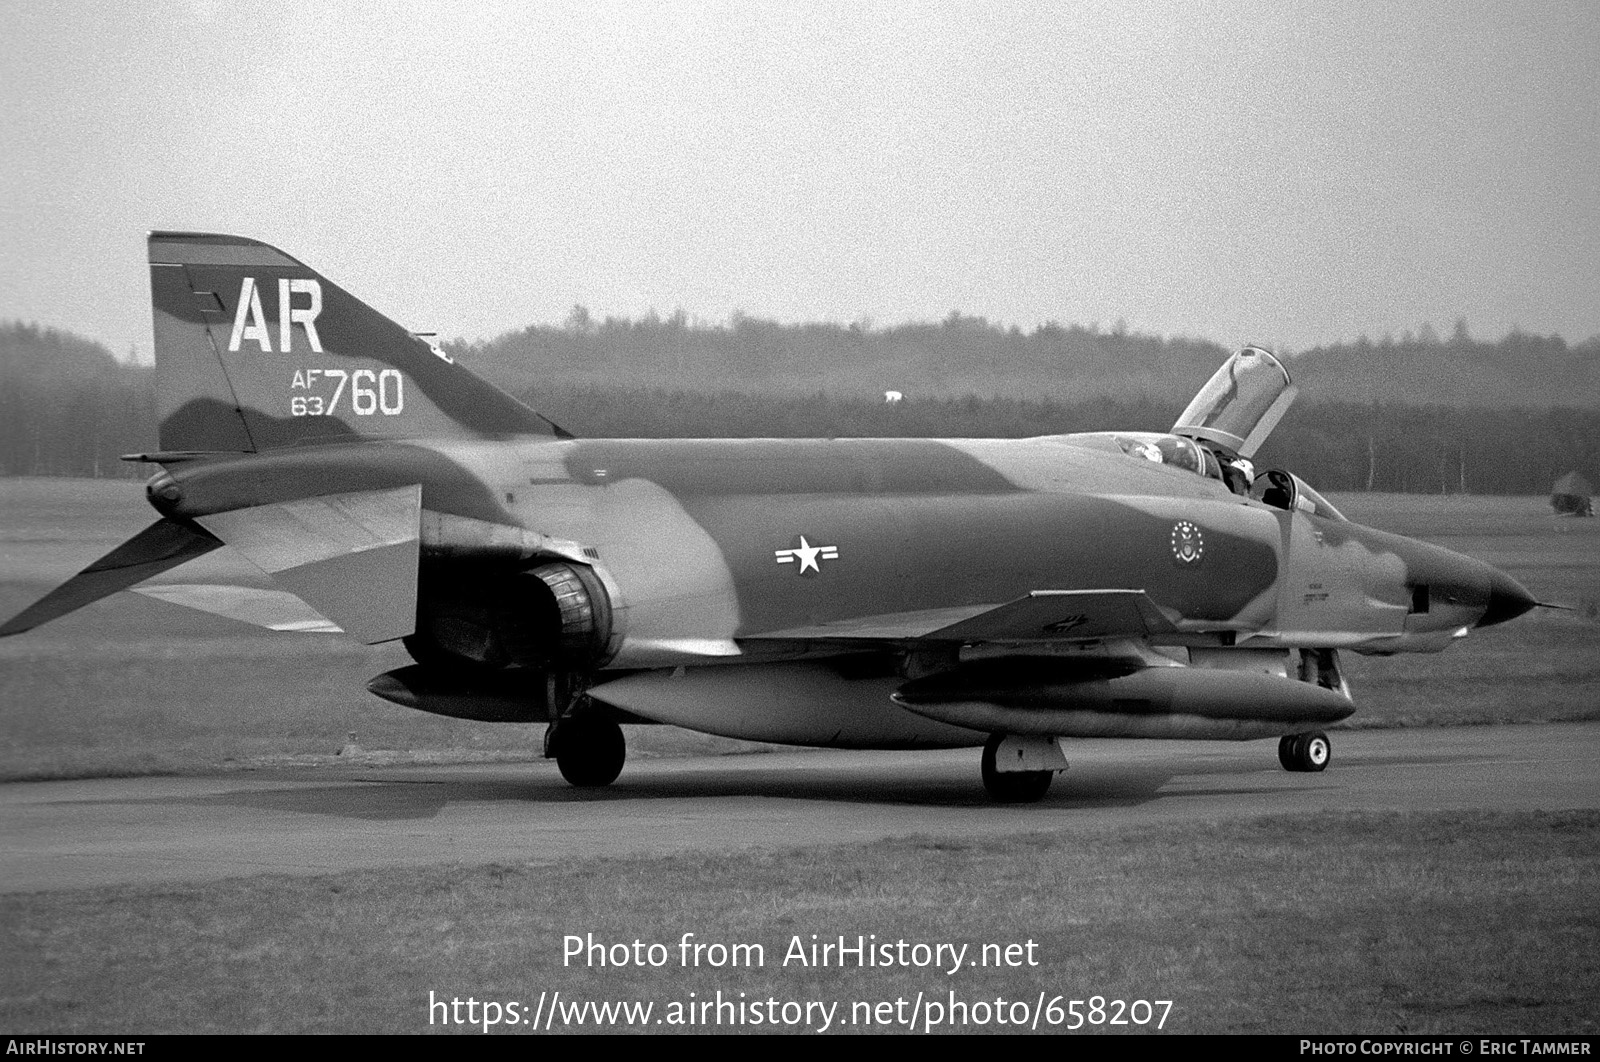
left=3, top=722, right=1596, bottom=894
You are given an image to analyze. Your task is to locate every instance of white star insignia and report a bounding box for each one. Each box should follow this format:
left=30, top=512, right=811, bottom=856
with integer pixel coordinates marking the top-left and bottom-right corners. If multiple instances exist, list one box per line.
left=774, top=535, right=839, bottom=575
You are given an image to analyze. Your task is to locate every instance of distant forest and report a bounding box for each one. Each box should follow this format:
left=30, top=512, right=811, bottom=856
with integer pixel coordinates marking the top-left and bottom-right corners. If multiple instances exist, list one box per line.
left=463, top=309, right=1600, bottom=409
left=3, top=317, right=1596, bottom=495
left=0, top=323, right=155, bottom=479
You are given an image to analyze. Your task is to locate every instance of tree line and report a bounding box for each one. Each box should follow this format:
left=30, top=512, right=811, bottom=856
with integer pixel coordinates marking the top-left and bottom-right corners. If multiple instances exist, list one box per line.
left=0, top=322, right=154, bottom=478
left=536, top=388, right=1600, bottom=496
left=460, top=310, right=1599, bottom=409
left=2, top=319, right=1595, bottom=494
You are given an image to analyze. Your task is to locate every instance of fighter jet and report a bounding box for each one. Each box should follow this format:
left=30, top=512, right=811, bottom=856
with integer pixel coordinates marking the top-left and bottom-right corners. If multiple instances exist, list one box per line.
left=0, top=233, right=1540, bottom=801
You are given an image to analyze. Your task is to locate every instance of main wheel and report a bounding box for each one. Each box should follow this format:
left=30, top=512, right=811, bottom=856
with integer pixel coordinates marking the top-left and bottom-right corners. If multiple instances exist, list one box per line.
left=1278, top=732, right=1331, bottom=773
left=981, top=734, right=1054, bottom=803
left=552, top=713, right=626, bottom=788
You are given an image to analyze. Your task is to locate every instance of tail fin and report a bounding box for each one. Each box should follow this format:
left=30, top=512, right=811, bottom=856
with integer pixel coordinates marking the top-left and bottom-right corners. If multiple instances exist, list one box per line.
left=149, top=232, right=566, bottom=452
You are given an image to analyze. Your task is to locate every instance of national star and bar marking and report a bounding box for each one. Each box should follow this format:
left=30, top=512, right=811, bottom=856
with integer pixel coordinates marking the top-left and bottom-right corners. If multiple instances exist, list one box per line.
left=775, top=535, right=840, bottom=574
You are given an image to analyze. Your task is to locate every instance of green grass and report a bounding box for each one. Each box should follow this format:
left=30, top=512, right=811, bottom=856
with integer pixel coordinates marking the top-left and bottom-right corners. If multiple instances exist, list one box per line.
left=2, top=810, right=1594, bottom=1034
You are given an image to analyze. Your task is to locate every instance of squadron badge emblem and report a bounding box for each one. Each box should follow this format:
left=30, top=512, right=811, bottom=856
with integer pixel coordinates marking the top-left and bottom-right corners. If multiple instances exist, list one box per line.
left=774, top=535, right=839, bottom=576
left=1170, top=520, right=1205, bottom=566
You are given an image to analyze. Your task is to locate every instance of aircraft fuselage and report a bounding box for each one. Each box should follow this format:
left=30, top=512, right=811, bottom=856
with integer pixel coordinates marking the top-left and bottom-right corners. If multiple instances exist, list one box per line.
left=146, top=433, right=1516, bottom=672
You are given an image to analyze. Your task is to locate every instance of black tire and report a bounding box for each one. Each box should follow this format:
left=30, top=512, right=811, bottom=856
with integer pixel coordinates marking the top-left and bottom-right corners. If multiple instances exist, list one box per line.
left=981, top=734, right=1054, bottom=803
left=1298, top=731, right=1331, bottom=772
left=1279, top=731, right=1331, bottom=773
left=552, top=714, right=626, bottom=788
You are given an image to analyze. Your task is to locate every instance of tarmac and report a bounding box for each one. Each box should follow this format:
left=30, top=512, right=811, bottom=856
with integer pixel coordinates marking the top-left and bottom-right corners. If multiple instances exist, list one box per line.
left=2, top=722, right=1596, bottom=893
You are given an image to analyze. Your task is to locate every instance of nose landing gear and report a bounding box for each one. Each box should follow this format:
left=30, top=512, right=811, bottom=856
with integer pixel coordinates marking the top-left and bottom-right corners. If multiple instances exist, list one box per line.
left=1278, top=731, right=1331, bottom=773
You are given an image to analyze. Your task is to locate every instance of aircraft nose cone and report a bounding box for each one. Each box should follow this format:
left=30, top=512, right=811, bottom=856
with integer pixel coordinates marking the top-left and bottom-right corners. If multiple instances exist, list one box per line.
left=1477, top=567, right=1537, bottom=628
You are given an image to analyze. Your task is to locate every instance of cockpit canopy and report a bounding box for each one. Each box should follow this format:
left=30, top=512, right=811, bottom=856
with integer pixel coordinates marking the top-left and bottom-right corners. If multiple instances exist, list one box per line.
left=1108, top=432, right=1221, bottom=479
left=1172, top=346, right=1297, bottom=457
left=1250, top=468, right=1348, bottom=522
left=1099, top=432, right=1349, bottom=522
left=1071, top=346, right=1349, bottom=522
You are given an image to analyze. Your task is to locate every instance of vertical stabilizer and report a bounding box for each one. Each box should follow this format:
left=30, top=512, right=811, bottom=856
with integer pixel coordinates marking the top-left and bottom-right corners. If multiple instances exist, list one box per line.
left=148, top=232, right=565, bottom=452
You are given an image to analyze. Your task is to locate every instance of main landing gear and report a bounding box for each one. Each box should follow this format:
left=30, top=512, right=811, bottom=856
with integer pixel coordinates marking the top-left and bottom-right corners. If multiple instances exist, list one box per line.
left=546, top=709, right=626, bottom=788
left=1278, top=731, right=1331, bottom=773
left=981, top=734, right=1061, bottom=803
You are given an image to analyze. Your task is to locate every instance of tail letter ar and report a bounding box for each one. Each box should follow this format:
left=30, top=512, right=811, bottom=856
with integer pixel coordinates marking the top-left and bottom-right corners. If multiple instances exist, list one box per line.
left=228, top=277, right=323, bottom=354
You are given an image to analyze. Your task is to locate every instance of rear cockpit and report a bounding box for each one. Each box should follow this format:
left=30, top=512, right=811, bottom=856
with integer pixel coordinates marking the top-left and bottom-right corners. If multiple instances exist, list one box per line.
left=1249, top=468, right=1347, bottom=521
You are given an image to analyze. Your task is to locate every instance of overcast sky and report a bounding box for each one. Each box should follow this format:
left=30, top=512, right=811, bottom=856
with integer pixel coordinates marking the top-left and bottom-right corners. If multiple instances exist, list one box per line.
left=2, top=1, right=1596, bottom=361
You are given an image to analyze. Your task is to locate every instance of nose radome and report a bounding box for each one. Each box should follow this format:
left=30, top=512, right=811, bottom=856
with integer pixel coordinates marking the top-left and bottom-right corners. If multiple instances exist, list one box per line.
left=1477, top=567, right=1537, bottom=628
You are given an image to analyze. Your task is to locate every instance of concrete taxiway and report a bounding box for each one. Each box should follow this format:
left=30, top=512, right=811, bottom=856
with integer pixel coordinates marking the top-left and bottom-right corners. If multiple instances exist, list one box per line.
left=2, top=722, right=1596, bottom=893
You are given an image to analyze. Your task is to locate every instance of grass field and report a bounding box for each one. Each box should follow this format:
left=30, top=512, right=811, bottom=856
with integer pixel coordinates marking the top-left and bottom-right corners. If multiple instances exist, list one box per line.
left=1, top=479, right=1596, bottom=780
left=2, top=811, right=1594, bottom=1034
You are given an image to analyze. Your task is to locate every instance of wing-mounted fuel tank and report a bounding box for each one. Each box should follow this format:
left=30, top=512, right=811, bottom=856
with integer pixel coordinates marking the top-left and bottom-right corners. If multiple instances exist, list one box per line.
left=891, top=653, right=1354, bottom=741
left=367, top=664, right=555, bottom=723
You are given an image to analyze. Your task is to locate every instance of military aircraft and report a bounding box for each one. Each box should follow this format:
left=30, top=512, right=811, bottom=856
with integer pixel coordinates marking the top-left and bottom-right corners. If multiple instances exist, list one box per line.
left=0, top=233, right=1540, bottom=801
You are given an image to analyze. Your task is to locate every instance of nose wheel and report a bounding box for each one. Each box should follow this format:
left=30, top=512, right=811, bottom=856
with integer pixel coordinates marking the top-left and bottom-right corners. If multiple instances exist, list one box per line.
left=1278, top=731, right=1331, bottom=772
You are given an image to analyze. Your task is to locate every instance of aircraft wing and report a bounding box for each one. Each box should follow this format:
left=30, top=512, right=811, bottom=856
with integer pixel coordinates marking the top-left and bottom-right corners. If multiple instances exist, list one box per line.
left=744, top=589, right=1178, bottom=646
left=923, top=589, right=1179, bottom=642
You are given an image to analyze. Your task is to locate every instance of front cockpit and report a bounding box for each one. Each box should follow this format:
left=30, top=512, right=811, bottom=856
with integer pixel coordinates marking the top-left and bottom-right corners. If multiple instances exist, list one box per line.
left=1109, top=431, right=1219, bottom=479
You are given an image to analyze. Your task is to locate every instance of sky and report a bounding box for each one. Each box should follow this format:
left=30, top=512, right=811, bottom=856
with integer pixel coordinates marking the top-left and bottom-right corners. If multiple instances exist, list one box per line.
left=1, top=1, right=1597, bottom=362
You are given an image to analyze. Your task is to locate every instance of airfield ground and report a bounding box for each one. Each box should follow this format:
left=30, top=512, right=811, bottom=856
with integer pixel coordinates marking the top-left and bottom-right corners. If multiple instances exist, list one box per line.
left=0, top=478, right=1596, bottom=1033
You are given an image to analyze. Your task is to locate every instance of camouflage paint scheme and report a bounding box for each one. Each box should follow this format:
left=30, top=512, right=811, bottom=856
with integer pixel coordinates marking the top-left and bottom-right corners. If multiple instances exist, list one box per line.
left=0, top=234, right=1539, bottom=779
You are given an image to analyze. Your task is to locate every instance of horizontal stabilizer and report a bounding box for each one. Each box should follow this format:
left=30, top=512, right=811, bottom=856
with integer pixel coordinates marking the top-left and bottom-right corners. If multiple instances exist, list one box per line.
left=0, top=518, right=221, bottom=637
left=193, top=486, right=420, bottom=644
left=133, top=584, right=342, bottom=633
